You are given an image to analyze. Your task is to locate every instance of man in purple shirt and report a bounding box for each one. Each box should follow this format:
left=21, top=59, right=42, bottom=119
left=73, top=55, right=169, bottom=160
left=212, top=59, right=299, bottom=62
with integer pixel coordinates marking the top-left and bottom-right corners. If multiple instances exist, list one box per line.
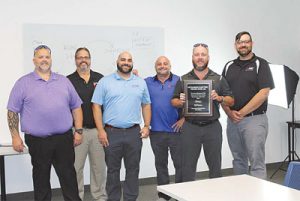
left=7, top=45, right=83, bottom=201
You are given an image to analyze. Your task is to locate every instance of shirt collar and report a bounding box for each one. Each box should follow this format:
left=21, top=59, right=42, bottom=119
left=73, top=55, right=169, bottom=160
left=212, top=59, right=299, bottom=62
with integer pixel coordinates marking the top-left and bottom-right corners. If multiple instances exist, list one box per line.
left=188, top=68, right=213, bottom=80
left=73, top=69, right=95, bottom=81
left=114, top=71, right=135, bottom=81
left=32, top=71, right=58, bottom=81
left=153, top=72, right=173, bottom=82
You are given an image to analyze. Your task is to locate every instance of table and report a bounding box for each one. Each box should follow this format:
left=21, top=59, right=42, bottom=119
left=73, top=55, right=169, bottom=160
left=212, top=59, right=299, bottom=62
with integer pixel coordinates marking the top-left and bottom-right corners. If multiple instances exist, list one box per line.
left=0, top=146, right=28, bottom=201
left=157, top=175, right=300, bottom=201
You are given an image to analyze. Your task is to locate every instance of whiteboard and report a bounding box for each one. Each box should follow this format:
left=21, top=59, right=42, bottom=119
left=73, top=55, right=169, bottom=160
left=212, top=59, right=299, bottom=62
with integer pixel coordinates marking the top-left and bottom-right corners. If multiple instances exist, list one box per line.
left=23, top=24, right=164, bottom=77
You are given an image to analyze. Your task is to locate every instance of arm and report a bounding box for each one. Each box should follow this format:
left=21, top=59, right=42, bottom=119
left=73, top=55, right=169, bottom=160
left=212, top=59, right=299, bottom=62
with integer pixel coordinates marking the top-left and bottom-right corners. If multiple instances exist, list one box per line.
left=72, top=107, right=83, bottom=146
left=7, top=110, right=24, bottom=152
left=239, top=88, right=270, bottom=117
left=140, top=103, right=151, bottom=138
left=92, top=103, right=109, bottom=147
left=211, top=90, right=234, bottom=107
left=221, top=105, right=243, bottom=123
left=171, top=93, right=185, bottom=108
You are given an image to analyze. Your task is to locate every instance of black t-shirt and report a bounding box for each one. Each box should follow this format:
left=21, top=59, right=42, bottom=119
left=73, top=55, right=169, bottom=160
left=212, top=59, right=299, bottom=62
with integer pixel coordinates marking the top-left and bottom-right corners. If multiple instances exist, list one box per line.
left=173, top=69, right=233, bottom=122
left=67, top=70, right=103, bottom=128
left=222, top=54, right=274, bottom=112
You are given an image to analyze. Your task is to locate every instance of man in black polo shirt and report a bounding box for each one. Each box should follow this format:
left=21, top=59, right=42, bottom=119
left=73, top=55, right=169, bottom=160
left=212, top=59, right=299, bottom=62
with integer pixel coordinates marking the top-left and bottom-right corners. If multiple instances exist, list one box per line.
left=67, top=47, right=107, bottom=201
left=172, top=43, right=234, bottom=181
left=222, top=31, right=274, bottom=179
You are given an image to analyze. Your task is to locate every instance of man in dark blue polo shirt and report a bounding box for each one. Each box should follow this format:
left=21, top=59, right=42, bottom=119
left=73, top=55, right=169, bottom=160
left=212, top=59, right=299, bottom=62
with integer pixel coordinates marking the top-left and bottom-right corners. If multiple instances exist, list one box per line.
left=145, top=56, right=184, bottom=201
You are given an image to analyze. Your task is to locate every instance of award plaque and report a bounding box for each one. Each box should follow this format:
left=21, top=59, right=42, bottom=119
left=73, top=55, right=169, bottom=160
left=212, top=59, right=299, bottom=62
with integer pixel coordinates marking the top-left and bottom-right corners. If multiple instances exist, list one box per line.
left=183, top=80, right=213, bottom=116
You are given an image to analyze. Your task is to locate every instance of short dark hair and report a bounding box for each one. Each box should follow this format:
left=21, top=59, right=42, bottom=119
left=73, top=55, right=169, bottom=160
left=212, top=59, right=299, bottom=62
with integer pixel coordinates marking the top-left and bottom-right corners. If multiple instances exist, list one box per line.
left=235, top=31, right=252, bottom=42
left=34, top=45, right=51, bottom=56
left=75, top=47, right=91, bottom=58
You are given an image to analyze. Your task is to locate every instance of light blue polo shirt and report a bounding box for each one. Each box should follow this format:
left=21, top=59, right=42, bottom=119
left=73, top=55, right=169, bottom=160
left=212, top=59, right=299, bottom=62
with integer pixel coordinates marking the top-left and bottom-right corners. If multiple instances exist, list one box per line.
left=91, top=72, right=151, bottom=128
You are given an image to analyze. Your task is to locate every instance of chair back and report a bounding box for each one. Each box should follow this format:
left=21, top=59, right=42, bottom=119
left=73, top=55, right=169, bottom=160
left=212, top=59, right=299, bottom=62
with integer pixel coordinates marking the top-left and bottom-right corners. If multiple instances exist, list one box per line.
left=284, top=161, right=300, bottom=190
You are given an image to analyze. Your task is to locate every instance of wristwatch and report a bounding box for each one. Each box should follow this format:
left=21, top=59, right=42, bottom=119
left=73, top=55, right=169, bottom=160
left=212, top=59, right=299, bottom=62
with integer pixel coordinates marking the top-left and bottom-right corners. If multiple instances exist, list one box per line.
left=75, top=128, right=83, bottom=135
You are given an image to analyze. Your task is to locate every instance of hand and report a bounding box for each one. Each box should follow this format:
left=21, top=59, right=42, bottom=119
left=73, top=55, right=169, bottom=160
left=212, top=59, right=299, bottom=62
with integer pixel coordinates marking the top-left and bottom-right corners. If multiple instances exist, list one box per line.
left=73, top=132, right=83, bottom=146
left=172, top=117, right=185, bottom=132
left=179, top=93, right=186, bottom=106
left=132, top=69, right=139, bottom=76
left=98, top=129, right=109, bottom=147
left=12, top=136, right=25, bottom=152
left=211, top=90, right=222, bottom=102
left=228, top=110, right=243, bottom=123
left=140, top=126, right=150, bottom=138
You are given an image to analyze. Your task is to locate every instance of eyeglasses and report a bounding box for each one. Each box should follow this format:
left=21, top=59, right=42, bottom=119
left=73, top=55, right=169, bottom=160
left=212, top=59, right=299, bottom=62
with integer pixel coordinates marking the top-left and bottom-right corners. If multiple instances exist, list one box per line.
left=34, top=45, right=51, bottom=56
left=193, top=43, right=209, bottom=48
left=76, top=56, right=90, bottom=60
left=236, top=40, right=252, bottom=45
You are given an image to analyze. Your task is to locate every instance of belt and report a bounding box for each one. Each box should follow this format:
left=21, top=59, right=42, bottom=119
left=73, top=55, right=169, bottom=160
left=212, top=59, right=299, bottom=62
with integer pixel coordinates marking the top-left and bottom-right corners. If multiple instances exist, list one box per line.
left=245, top=110, right=266, bottom=117
left=189, top=120, right=217, bottom=127
left=105, top=124, right=139, bottom=129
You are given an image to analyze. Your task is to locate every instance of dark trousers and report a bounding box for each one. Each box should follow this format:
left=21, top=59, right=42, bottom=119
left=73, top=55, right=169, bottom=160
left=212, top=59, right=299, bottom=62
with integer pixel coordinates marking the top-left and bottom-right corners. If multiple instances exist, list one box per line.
left=104, top=126, right=142, bottom=201
left=181, top=120, right=222, bottom=181
left=150, top=132, right=182, bottom=200
left=25, top=130, right=81, bottom=201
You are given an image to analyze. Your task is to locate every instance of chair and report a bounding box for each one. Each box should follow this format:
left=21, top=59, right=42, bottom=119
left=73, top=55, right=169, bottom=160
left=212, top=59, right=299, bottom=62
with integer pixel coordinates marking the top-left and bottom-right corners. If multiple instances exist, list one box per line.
left=284, top=161, right=300, bottom=190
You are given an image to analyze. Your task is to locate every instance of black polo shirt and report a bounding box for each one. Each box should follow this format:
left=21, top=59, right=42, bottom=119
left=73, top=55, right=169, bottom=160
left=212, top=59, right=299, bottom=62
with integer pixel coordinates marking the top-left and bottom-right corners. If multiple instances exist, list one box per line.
left=222, top=54, right=274, bottom=113
left=67, top=70, right=103, bottom=128
left=173, top=69, right=233, bottom=123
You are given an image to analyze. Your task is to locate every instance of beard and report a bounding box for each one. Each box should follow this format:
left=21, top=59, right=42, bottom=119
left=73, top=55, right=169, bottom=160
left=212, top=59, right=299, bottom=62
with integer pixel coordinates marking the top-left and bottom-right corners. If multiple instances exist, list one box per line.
left=237, top=46, right=252, bottom=57
left=193, top=60, right=208, bottom=72
left=77, top=61, right=90, bottom=72
left=117, top=63, right=133, bottom=74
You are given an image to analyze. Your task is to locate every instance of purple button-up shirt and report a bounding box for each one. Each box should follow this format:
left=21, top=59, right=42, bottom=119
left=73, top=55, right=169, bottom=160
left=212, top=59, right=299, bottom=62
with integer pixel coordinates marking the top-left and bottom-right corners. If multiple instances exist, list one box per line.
left=7, top=71, right=82, bottom=137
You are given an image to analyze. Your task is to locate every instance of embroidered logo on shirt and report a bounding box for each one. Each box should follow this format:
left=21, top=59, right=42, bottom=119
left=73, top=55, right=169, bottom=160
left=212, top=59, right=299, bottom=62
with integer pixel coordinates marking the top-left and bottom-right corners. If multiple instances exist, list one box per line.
left=245, top=66, right=255, bottom=71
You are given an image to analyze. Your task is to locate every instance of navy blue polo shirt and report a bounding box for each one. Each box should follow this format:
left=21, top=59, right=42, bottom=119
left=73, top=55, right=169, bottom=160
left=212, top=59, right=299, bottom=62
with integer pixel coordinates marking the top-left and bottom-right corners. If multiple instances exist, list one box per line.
left=145, top=73, right=180, bottom=133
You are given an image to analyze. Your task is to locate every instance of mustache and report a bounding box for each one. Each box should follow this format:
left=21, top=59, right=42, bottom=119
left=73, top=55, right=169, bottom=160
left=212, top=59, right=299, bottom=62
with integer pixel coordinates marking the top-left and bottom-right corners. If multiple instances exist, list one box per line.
left=80, top=61, right=88, bottom=66
left=121, top=64, right=131, bottom=67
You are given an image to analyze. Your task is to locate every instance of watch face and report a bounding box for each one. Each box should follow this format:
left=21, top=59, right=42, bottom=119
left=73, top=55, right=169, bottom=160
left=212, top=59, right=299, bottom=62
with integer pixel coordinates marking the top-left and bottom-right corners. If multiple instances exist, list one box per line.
left=75, top=129, right=83, bottom=135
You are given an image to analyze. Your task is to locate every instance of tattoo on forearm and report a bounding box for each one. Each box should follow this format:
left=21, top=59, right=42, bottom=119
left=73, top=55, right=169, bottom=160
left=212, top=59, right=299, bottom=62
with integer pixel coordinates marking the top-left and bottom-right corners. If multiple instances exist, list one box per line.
left=7, top=110, right=19, bottom=136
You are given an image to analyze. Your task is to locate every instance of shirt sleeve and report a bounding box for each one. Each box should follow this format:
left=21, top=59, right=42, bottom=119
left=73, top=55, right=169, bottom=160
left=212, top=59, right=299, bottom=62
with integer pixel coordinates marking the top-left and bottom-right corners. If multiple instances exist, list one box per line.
left=141, top=80, right=151, bottom=104
left=258, top=60, right=275, bottom=90
left=7, top=79, right=25, bottom=113
left=219, top=76, right=234, bottom=97
left=67, top=79, right=82, bottom=110
left=91, top=78, right=105, bottom=105
left=172, top=79, right=183, bottom=99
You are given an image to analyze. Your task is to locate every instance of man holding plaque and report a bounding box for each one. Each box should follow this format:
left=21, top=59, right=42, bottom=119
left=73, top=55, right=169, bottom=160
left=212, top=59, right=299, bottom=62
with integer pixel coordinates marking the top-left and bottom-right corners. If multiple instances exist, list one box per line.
left=172, top=43, right=234, bottom=182
left=222, top=31, right=274, bottom=179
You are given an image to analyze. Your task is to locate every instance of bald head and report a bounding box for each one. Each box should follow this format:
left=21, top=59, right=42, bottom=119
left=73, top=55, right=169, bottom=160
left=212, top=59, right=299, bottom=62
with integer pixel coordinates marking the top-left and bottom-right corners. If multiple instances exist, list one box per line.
left=155, top=56, right=171, bottom=76
left=117, top=51, right=133, bottom=74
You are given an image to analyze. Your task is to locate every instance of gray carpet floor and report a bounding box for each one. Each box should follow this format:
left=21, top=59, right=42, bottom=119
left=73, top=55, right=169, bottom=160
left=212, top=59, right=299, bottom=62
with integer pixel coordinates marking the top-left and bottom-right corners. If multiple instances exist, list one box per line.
left=6, top=162, right=288, bottom=201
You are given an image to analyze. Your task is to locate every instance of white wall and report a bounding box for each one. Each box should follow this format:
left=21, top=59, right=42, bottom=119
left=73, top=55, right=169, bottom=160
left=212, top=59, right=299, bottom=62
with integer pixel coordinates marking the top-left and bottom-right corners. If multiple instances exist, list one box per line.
left=0, top=0, right=299, bottom=194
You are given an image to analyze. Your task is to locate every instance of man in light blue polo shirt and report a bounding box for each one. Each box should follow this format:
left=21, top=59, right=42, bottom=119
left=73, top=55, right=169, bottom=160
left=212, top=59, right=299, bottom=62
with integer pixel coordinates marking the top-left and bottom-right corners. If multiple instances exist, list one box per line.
left=7, top=45, right=83, bottom=201
left=92, top=51, right=151, bottom=201
left=145, top=56, right=184, bottom=201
